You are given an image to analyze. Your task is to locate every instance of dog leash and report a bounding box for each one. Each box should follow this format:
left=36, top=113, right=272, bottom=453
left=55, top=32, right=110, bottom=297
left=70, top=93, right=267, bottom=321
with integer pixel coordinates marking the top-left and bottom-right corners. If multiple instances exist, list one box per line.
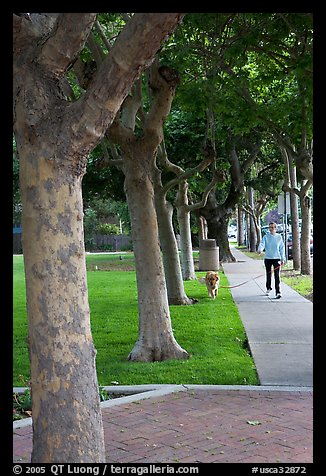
left=219, top=264, right=282, bottom=289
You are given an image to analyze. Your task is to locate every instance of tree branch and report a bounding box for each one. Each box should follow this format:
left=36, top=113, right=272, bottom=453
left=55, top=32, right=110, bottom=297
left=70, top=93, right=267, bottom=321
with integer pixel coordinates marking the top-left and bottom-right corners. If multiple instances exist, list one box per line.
left=96, top=137, right=124, bottom=170
left=143, top=59, right=181, bottom=144
left=107, top=114, right=134, bottom=145
left=13, top=13, right=40, bottom=56
left=186, top=170, right=227, bottom=212
left=157, top=139, right=184, bottom=176
left=282, top=182, right=300, bottom=198
left=87, top=31, right=106, bottom=66
left=300, top=179, right=313, bottom=197
left=162, top=154, right=214, bottom=195
left=120, top=80, right=143, bottom=131
left=67, top=13, right=184, bottom=155
left=242, top=143, right=261, bottom=173
left=37, top=13, right=97, bottom=77
left=94, top=19, right=112, bottom=51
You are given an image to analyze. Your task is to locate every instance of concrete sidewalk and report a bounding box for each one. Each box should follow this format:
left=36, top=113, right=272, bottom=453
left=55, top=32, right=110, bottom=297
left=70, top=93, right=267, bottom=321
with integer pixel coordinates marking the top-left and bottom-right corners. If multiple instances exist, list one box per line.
left=223, top=247, right=313, bottom=387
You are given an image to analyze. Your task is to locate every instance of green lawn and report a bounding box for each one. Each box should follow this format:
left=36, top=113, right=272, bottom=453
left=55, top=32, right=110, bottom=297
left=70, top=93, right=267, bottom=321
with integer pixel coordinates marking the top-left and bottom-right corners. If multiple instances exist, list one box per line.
left=13, top=254, right=259, bottom=386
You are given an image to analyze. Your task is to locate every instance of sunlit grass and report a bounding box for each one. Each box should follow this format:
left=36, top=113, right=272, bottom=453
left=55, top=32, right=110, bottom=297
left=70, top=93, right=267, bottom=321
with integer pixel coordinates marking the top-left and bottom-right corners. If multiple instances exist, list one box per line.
left=13, top=254, right=259, bottom=386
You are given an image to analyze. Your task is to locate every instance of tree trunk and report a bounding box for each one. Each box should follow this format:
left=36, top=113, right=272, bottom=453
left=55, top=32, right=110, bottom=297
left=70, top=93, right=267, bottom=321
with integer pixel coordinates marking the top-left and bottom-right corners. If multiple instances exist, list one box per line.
left=176, top=181, right=197, bottom=280
left=289, top=165, right=301, bottom=270
left=107, top=60, right=190, bottom=358
left=248, top=187, right=257, bottom=252
left=178, top=206, right=197, bottom=279
left=199, top=137, right=260, bottom=261
left=156, top=143, right=220, bottom=279
left=300, top=187, right=312, bottom=275
left=282, top=149, right=301, bottom=270
left=197, top=214, right=207, bottom=244
left=124, top=156, right=189, bottom=361
left=154, top=183, right=194, bottom=305
left=254, top=215, right=262, bottom=250
left=200, top=192, right=236, bottom=262
left=245, top=211, right=250, bottom=248
left=237, top=205, right=245, bottom=246
left=19, top=147, right=105, bottom=462
left=207, top=217, right=235, bottom=262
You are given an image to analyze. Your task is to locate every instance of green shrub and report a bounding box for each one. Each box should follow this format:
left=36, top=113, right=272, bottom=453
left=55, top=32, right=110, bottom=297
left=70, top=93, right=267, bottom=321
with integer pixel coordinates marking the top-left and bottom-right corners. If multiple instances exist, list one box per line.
left=97, top=223, right=121, bottom=235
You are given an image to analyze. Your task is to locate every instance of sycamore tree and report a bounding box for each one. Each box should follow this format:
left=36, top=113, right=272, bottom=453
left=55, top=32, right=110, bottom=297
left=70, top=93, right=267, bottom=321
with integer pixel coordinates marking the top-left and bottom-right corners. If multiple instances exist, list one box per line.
left=159, top=14, right=265, bottom=261
left=214, top=13, right=313, bottom=273
left=107, top=61, right=190, bottom=360
left=73, top=18, right=196, bottom=309
left=199, top=133, right=262, bottom=261
left=242, top=142, right=285, bottom=250
left=162, top=13, right=312, bottom=271
left=13, top=12, right=184, bottom=463
left=80, top=19, right=225, bottom=308
left=52, top=22, right=191, bottom=355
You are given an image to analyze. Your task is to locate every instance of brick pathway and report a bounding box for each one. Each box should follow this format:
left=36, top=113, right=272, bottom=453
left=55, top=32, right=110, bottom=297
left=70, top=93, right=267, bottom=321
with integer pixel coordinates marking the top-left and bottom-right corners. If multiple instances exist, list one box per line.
left=13, top=388, right=313, bottom=463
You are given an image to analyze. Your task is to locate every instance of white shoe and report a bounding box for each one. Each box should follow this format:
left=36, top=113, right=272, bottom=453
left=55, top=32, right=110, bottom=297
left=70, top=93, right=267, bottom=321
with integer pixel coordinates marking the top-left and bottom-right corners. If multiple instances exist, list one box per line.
left=266, top=289, right=272, bottom=296
left=276, top=293, right=282, bottom=299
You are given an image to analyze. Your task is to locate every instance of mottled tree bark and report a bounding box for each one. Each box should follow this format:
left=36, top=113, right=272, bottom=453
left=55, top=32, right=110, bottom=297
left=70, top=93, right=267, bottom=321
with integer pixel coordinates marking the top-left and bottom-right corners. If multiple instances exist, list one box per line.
left=20, top=151, right=105, bottom=462
left=237, top=205, right=245, bottom=246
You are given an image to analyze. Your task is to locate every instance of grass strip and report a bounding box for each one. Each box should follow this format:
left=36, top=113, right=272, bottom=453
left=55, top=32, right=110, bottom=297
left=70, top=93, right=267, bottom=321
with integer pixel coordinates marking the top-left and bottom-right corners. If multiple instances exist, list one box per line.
left=13, top=254, right=259, bottom=386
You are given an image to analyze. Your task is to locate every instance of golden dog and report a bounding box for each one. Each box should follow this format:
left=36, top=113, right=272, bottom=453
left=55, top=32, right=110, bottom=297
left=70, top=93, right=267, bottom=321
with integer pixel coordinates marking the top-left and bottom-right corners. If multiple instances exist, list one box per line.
left=204, top=271, right=220, bottom=299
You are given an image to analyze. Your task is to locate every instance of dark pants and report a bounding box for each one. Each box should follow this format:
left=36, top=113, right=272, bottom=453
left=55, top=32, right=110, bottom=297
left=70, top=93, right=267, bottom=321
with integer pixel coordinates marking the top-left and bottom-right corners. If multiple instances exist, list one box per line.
left=264, top=259, right=281, bottom=294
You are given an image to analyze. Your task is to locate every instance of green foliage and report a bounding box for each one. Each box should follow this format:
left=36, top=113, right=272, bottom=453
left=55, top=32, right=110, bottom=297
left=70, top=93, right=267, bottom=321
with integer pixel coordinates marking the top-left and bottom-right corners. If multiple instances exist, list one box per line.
left=164, top=108, right=206, bottom=165
left=83, top=208, right=99, bottom=248
left=158, top=11, right=312, bottom=223
left=98, top=386, right=112, bottom=402
left=13, top=389, right=32, bottom=420
left=97, top=223, right=121, bottom=235
left=83, top=144, right=126, bottom=202
left=162, top=12, right=312, bottom=150
left=83, top=198, right=130, bottom=249
left=245, top=138, right=285, bottom=196
left=13, top=376, right=32, bottom=420
left=66, top=70, right=84, bottom=100
left=13, top=384, right=114, bottom=420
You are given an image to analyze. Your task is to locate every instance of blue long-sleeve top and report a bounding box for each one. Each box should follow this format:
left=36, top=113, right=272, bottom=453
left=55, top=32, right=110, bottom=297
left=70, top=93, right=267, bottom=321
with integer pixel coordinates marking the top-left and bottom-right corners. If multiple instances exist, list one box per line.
left=258, top=232, right=286, bottom=262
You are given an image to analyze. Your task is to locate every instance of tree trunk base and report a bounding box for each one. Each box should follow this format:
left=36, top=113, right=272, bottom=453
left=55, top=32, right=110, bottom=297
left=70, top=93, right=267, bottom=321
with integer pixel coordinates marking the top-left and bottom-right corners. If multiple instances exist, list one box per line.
left=168, top=296, right=198, bottom=305
left=183, top=275, right=198, bottom=281
left=128, top=340, right=190, bottom=362
left=220, top=253, right=236, bottom=263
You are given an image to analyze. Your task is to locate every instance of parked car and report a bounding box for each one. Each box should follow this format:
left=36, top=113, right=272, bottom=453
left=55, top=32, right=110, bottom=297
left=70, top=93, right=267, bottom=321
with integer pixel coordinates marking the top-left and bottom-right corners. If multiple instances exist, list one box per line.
left=286, top=234, right=313, bottom=260
left=228, top=230, right=237, bottom=239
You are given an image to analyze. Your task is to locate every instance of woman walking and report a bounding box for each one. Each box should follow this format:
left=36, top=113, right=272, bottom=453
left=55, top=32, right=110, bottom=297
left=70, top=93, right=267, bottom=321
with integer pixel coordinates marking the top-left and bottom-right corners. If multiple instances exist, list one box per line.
left=258, top=222, right=286, bottom=299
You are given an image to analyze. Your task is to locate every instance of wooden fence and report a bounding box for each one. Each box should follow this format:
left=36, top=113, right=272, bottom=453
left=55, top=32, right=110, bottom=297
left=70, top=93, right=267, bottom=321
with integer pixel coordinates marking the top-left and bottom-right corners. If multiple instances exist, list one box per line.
left=13, top=232, right=132, bottom=254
